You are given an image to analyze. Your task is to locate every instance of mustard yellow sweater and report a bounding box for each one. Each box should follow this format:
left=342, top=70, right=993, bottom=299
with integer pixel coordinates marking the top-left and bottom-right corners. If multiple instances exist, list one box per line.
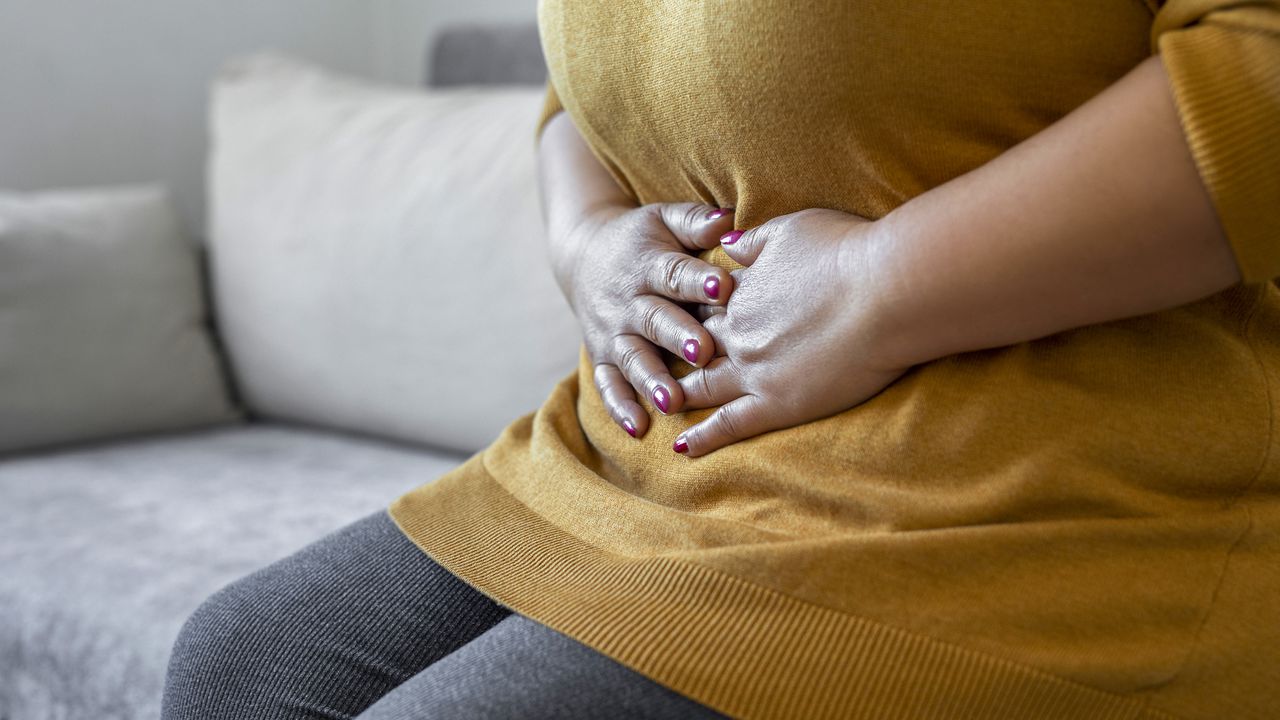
left=390, top=1, right=1280, bottom=717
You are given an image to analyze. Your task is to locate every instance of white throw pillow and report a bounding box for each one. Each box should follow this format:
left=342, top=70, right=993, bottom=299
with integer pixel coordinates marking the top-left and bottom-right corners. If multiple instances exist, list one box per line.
left=0, top=185, right=240, bottom=454
left=209, top=53, right=582, bottom=454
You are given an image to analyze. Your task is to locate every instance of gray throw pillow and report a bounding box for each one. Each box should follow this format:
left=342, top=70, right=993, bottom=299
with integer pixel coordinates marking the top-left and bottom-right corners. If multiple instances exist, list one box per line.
left=0, top=185, right=240, bottom=454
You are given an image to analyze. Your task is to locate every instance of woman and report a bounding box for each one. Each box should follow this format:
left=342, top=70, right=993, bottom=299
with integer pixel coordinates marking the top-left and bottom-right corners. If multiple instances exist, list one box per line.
left=162, top=1, right=1280, bottom=718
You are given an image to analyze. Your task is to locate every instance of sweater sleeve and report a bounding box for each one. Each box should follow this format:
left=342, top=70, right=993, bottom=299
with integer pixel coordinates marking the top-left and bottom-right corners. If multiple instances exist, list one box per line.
left=534, top=79, right=565, bottom=144
left=1151, top=1, right=1280, bottom=283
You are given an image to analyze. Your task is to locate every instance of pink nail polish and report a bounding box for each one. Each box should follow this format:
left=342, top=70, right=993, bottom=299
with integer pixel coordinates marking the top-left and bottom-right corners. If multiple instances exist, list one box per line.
left=721, top=230, right=743, bottom=245
left=682, top=339, right=700, bottom=364
left=653, top=386, right=670, bottom=414
left=673, top=436, right=689, bottom=454
left=622, top=418, right=637, bottom=438
left=703, top=275, right=720, bottom=300
left=705, top=208, right=728, bottom=221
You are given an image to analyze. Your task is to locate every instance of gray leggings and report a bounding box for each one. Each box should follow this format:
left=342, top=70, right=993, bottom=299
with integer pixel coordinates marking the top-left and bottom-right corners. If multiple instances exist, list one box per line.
left=161, top=511, right=726, bottom=720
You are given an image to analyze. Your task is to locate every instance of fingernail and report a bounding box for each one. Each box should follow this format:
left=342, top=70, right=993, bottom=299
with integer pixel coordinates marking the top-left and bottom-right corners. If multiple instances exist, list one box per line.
left=682, top=339, right=700, bottom=364
left=721, top=230, right=743, bottom=245
left=703, top=275, right=720, bottom=300
left=622, top=418, right=637, bottom=438
left=653, top=386, right=670, bottom=414
left=705, top=208, right=728, bottom=221
left=673, top=435, right=689, bottom=454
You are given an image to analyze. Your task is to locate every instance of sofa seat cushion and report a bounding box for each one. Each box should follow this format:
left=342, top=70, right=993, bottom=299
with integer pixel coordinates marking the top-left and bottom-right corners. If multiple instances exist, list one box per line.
left=0, top=424, right=466, bottom=720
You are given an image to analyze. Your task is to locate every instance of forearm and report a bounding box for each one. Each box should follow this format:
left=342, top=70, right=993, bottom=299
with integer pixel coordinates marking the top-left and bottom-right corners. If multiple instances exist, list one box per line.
left=537, top=112, right=635, bottom=258
left=868, top=54, right=1242, bottom=370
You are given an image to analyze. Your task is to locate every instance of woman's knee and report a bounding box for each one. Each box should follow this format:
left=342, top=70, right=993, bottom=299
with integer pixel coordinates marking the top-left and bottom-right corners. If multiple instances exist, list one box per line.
left=161, top=571, right=288, bottom=719
left=162, top=561, right=312, bottom=707
left=165, top=511, right=396, bottom=691
left=169, top=574, right=275, bottom=670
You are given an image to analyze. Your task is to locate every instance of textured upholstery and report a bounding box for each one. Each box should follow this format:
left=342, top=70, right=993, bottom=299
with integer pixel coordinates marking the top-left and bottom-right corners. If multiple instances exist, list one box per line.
left=428, top=22, right=547, bottom=87
left=0, top=424, right=466, bottom=720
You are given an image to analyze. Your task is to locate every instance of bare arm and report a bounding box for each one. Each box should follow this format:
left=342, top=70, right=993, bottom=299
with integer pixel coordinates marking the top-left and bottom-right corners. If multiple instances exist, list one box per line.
left=871, top=54, right=1242, bottom=370
left=536, top=112, right=634, bottom=270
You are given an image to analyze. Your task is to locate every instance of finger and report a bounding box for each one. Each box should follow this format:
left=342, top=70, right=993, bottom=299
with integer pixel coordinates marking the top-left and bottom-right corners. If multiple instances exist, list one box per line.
left=692, top=303, right=726, bottom=322
left=655, top=203, right=736, bottom=252
left=593, top=363, right=648, bottom=438
left=677, top=356, right=744, bottom=410
left=628, top=295, right=715, bottom=367
left=611, top=334, right=686, bottom=415
left=719, top=221, right=772, bottom=267
left=673, top=394, right=774, bottom=457
left=642, top=250, right=733, bottom=306
left=701, top=312, right=729, bottom=356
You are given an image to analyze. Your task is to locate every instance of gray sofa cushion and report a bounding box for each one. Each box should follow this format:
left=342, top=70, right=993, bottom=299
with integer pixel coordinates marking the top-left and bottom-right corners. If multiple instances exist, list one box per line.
left=428, top=22, right=546, bottom=87
left=0, top=424, right=466, bottom=720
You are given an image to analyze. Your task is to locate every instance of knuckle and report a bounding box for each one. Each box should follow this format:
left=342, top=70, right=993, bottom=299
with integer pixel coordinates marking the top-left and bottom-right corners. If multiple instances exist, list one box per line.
left=594, top=369, right=620, bottom=402
left=593, top=364, right=612, bottom=387
left=702, top=313, right=724, bottom=341
left=637, top=300, right=666, bottom=342
left=660, top=255, right=685, bottom=296
left=714, top=405, right=745, bottom=442
left=697, top=370, right=715, bottom=404
left=725, top=356, right=747, bottom=382
left=634, top=248, right=663, bottom=285
left=681, top=203, right=702, bottom=234
left=613, top=338, right=646, bottom=376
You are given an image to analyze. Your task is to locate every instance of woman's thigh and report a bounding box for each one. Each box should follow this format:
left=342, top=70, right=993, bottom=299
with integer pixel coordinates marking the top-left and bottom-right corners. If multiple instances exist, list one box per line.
left=356, top=614, right=728, bottom=720
left=161, top=510, right=512, bottom=720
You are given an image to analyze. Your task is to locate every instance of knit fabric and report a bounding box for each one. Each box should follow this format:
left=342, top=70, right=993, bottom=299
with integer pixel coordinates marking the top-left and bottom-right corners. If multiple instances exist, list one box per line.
left=358, top=615, right=727, bottom=719
left=389, top=1, right=1280, bottom=718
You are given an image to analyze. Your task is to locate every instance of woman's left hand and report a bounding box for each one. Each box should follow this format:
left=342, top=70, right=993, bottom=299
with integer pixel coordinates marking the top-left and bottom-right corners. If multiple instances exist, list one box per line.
left=674, top=208, right=910, bottom=457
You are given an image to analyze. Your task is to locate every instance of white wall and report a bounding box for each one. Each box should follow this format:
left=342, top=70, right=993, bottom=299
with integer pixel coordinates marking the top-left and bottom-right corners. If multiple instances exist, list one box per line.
left=0, top=0, right=535, bottom=241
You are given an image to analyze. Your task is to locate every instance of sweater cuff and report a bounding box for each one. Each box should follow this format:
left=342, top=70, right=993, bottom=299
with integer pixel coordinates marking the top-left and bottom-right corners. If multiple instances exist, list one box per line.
left=1154, top=6, right=1280, bottom=284
left=535, top=80, right=565, bottom=144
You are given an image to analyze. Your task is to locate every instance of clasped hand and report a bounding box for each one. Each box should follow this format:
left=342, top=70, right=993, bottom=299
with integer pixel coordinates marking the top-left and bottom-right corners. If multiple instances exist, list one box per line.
left=555, top=203, right=907, bottom=458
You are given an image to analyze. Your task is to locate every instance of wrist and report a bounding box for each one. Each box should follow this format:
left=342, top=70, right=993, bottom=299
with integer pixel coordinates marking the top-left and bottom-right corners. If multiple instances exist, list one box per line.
left=856, top=204, right=1035, bottom=372
left=548, top=200, right=631, bottom=307
left=842, top=213, right=944, bottom=372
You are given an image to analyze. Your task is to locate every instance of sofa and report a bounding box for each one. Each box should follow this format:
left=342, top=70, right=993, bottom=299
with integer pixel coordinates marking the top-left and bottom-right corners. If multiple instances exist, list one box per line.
left=0, top=24, right=578, bottom=720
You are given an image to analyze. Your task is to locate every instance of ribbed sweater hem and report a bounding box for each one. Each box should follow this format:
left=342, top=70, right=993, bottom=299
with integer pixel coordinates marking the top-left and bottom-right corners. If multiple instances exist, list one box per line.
left=388, top=454, right=1179, bottom=720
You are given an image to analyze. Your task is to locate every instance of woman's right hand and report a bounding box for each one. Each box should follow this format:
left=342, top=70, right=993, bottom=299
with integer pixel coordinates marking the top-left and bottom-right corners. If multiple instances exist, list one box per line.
left=550, top=202, right=737, bottom=439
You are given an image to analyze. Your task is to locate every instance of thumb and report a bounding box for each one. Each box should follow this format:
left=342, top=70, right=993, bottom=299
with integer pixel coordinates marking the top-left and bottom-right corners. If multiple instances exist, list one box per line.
left=718, top=221, right=770, bottom=267
left=656, top=203, right=736, bottom=252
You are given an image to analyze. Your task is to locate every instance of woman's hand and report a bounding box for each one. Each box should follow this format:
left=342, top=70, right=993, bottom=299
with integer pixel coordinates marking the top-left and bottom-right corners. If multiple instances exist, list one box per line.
left=551, top=202, right=737, bottom=439
left=675, top=209, right=909, bottom=457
